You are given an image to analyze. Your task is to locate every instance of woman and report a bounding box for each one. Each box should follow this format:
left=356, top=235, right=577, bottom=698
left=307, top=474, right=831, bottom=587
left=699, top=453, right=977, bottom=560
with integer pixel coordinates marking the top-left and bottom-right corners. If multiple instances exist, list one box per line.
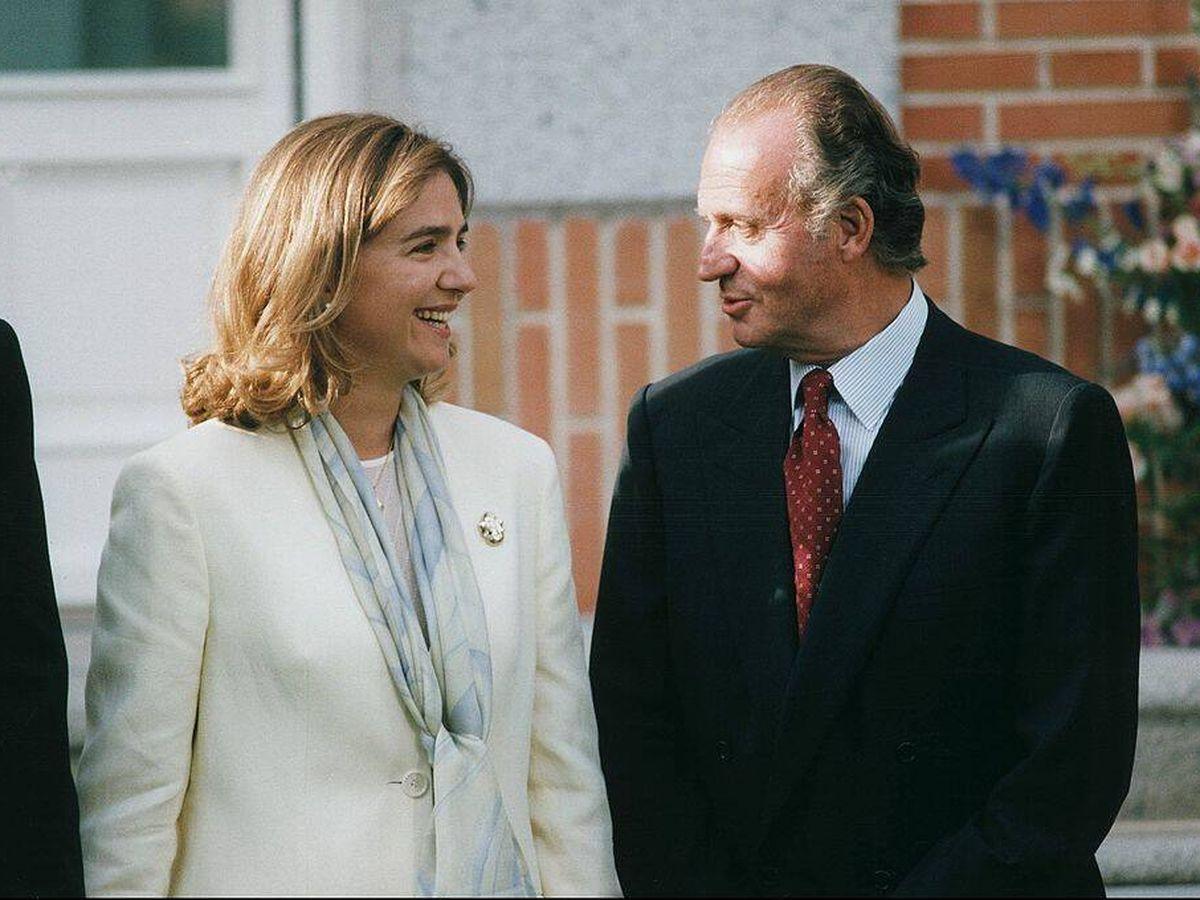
left=76, top=114, right=620, bottom=897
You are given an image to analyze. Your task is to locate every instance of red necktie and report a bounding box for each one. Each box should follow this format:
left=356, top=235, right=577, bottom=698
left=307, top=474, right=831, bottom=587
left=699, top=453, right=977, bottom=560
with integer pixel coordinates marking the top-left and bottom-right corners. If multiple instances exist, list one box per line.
left=784, top=368, right=844, bottom=637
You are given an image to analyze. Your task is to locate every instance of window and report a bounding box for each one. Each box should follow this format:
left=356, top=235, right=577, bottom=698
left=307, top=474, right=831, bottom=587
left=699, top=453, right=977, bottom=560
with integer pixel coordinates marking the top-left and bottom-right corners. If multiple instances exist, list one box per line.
left=0, top=0, right=228, bottom=72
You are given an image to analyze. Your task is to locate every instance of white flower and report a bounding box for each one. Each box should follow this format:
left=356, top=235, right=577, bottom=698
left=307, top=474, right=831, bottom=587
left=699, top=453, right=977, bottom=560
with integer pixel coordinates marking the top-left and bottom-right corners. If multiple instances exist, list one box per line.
left=1143, top=297, right=1162, bottom=323
left=1166, top=304, right=1181, bottom=326
left=1140, top=238, right=1171, bottom=273
left=1111, top=373, right=1184, bottom=433
left=1182, top=131, right=1200, bottom=166
left=1153, top=146, right=1184, bottom=193
left=1120, top=248, right=1141, bottom=272
left=1174, top=214, right=1200, bottom=243
left=1075, top=245, right=1100, bottom=277
left=1172, top=236, right=1200, bottom=271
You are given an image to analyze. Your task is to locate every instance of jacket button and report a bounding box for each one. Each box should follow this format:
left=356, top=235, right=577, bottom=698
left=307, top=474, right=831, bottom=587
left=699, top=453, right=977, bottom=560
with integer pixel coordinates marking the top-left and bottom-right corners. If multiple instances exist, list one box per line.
left=397, top=770, right=429, bottom=798
left=895, top=741, right=918, bottom=764
left=873, top=868, right=896, bottom=894
left=716, top=740, right=733, bottom=762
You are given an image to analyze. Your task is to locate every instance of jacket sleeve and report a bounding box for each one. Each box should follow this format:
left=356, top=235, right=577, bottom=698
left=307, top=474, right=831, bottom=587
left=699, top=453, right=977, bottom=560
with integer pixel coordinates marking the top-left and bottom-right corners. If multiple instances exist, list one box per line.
left=525, top=441, right=622, bottom=897
left=590, top=387, right=724, bottom=897
left=896, top=381, right=1140, bottom=896
left=0, top=321, right=85, bottom=897
left=76, top=451, right=210, bottom=897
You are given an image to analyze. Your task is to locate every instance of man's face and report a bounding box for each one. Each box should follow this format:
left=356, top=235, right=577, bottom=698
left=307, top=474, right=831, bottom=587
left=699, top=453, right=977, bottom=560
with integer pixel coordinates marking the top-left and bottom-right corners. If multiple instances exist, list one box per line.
left=696, top=111, right=843, bottom=356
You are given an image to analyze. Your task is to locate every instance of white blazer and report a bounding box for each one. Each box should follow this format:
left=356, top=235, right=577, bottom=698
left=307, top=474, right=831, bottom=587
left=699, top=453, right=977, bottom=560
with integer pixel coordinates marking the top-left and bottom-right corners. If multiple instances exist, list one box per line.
left=76, top=403, right=621, bottom=897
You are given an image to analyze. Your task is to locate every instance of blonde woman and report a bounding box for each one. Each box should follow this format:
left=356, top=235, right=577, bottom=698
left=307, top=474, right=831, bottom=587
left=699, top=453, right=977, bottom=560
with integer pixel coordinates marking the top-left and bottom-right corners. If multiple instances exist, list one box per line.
left=76, top=115, right=620, bottom=897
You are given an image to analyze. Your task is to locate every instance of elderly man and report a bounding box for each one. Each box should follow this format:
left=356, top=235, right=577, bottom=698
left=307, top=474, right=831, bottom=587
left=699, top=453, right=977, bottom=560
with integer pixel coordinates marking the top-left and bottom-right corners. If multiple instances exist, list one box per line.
left=590, top=65, right=1139, bottom=897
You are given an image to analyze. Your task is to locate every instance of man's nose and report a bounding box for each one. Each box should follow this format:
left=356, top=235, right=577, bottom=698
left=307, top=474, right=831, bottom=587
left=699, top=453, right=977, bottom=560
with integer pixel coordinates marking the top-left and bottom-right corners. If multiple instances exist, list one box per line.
left=698, top=235, right=737, bottom=283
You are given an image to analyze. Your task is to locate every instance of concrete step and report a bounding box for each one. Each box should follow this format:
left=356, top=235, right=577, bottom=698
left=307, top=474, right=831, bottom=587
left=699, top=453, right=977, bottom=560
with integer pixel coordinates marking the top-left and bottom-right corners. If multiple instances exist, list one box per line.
left=1100, top=819, right=1200, bottom=887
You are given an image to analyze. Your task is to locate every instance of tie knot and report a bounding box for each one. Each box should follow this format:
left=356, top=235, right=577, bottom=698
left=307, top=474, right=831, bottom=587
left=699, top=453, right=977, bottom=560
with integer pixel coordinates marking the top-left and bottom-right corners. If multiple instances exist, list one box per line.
left=799, top=368, right=834, bottom=417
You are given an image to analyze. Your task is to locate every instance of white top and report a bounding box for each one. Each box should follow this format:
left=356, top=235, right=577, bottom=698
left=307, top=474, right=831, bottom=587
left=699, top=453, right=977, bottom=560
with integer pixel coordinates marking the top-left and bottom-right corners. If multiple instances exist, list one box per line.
left=789, top=281, right=929, bottom=504
left=76, top=403, right=620, bottom=896
left=361, top=450, right=425, bottom=638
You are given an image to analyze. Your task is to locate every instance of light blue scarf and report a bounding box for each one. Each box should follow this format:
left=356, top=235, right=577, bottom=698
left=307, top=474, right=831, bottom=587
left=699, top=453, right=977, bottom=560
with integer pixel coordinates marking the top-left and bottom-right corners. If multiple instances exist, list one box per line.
left=291, top=385, right=536, bottom=897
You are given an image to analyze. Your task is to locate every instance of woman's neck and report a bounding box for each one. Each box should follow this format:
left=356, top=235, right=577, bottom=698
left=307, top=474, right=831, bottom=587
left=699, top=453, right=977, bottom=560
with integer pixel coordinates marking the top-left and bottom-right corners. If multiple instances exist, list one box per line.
left=329, top=378, right=403, bottom=459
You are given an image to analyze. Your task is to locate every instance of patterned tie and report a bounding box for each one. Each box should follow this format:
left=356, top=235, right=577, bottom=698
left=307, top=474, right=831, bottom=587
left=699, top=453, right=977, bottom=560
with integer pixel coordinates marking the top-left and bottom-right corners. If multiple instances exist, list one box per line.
left=784, top=368, right=844, bottom=637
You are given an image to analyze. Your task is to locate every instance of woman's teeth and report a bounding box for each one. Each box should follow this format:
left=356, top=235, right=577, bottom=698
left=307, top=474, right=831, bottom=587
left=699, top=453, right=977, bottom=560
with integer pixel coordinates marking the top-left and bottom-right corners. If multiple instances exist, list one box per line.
left=415, top=309, right=453, bottom=326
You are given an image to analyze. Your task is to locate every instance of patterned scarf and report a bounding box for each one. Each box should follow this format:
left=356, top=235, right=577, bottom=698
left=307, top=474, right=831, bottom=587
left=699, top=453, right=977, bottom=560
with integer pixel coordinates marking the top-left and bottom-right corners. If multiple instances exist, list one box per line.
left=291, top=385, right=536, bottom=897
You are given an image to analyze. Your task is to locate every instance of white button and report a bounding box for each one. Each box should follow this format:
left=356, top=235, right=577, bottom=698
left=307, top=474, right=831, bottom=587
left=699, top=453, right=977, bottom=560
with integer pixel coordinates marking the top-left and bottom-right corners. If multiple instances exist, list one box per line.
left=398, top=770, right=429, bottom=799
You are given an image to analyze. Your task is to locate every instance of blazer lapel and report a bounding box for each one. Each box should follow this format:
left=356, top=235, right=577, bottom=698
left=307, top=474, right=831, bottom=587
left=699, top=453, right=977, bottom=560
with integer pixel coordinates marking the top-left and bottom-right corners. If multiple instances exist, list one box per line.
left=761, top=306, right=994, bottom=833
left=700, top=352, right=798, bottom=723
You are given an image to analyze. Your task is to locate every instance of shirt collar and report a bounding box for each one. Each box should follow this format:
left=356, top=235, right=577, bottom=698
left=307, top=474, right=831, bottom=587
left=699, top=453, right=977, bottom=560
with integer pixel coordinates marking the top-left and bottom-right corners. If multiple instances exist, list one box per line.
left=789, top=281, right=929, bottom=431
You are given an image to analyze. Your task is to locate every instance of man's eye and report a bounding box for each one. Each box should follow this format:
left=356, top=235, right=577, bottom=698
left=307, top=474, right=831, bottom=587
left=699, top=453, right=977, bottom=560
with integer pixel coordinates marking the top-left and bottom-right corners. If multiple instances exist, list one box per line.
left=457, top=237, right=469, bottom=251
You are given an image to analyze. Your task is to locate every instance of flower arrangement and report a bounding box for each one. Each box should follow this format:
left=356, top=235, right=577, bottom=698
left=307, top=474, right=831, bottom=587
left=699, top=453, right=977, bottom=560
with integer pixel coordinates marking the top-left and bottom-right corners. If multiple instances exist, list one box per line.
left=952, top=139, right=1200, bottom=646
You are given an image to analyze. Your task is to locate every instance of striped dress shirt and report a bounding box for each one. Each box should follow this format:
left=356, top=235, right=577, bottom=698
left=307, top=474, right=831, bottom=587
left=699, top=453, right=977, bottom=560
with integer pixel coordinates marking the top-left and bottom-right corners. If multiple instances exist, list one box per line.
left=789, top=282, right=929, bottom=504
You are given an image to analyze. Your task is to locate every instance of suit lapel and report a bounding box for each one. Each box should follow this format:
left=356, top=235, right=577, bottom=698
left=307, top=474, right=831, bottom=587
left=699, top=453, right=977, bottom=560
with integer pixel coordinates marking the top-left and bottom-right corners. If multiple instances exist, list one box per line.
left=761, top=306, right=994, bottom=833
left=700, top=352, right=798, bottom=722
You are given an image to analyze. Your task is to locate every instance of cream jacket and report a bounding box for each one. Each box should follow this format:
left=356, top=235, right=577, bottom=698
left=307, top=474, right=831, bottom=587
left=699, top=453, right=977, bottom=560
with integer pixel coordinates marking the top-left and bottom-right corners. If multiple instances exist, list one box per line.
left=77, top=403, right=621, bottom=897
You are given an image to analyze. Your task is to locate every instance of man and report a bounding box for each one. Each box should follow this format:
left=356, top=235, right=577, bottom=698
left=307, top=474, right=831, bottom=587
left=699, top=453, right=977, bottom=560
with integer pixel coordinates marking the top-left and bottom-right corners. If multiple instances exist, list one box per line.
left=0, top=319, right=85, bottom=896
left=590, top=65, right=1138, bottom=897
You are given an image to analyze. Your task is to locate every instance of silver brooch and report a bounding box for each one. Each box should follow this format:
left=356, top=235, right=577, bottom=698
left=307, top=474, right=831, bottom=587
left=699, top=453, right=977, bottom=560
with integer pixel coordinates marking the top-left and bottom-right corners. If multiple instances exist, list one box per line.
left=477, top=512, right=505, bottom=546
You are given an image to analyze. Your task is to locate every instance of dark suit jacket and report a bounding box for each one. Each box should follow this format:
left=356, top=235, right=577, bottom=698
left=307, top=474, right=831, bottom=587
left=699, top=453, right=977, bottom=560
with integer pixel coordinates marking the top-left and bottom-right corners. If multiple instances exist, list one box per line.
left=590, top=301, right=1139, bottom=897
left=0, top=320, right=84, bottom=897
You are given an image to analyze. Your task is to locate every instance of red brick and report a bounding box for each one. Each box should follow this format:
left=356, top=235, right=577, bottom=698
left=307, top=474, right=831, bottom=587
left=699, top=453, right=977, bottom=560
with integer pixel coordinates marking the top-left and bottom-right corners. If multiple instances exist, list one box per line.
left=900, top=3, right=981, bottom=40
left=919, top=154, right=972, bottom=192
left=566, top=219, right=600, bottom=416
left=997, top=1, right=1192, bottom=37
left=616, top=323, right=651, bottom=428
left=902, top=53, right=1038, bottom=92
left=1015, top=303, right=1049, bottom=357
left=516, top=220, right=549, bottom=311
left=516, top=324, right=551, bottom=441
left=1050, top=50, right=1143, bottom=87
left=666, top=218, right=702, bottom=371
left=1000, top=99, right=1189, bottom=139
left=962, top=206, right=999, bottom=339
left=468, top=222, right=505, bottom=417
left=902, top=104, right=984, bottom=142
left=1065, top=293, right=1102, bottom=380
left=1012, top=216, right=1048, bottom=297
left=566, top=432, right=605, bottom=613
left=919, top=205, right=950, bottom=300
left=1155, top=46, right=1200, bottom=87
left=1113, top=305, right=1149, bottom=375
left=616, top=220, right=650, bottom=307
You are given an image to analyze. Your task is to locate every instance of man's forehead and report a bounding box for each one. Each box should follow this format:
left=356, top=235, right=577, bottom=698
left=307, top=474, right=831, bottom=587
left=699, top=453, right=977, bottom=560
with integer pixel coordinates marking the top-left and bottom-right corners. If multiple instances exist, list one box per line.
left=699, top=112, right=795, bottom=210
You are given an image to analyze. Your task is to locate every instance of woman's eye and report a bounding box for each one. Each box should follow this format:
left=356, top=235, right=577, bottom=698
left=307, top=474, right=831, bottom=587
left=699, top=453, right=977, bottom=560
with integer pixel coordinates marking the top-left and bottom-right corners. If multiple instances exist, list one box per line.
left=410, top=241, right=437, bottom=255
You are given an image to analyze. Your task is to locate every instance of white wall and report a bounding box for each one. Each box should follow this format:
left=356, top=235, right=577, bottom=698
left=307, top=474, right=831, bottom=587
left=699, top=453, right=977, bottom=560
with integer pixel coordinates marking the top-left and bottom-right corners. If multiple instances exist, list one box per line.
left=363, top=0, right=898, bottom=207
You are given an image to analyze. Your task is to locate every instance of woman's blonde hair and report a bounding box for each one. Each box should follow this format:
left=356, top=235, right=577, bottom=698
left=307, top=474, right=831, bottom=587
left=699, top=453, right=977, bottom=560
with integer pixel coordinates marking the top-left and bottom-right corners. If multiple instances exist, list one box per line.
left=182, top=113, right=473, bottom=429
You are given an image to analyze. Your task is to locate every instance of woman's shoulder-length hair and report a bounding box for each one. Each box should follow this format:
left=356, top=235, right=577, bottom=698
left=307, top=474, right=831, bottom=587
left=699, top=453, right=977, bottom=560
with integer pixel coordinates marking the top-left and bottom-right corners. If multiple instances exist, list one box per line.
left=181, top=112, right=473, bottom=431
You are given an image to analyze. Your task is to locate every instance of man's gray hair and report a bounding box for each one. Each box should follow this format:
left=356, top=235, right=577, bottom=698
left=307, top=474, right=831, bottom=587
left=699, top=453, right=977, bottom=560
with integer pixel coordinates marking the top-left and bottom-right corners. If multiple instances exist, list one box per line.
left=717, top=64, right=927, bottom=275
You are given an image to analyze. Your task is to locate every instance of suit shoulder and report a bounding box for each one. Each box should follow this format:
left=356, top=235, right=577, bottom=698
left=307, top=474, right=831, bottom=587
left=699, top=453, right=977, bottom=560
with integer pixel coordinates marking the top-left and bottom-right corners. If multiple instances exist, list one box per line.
left=641, top=348, right=767, bottom=412
left=123, top=418, right=290, bottom=486
left=428, top=401, right=556, bottom=474
left=941, top=317, right=1109, bottom=425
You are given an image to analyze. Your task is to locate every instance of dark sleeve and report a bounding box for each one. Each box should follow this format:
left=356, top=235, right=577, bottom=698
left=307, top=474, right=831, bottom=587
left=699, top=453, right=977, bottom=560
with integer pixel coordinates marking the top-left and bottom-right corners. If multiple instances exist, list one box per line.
left=896, top=382, right=1140, bottom=897
left=590, top=387, right=725, bottom=897
left=0, top=321, right=85, bottom=897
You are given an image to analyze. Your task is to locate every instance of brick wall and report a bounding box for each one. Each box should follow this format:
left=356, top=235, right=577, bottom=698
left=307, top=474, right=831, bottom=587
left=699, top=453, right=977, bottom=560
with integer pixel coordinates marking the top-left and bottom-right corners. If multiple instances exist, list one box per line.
left=903, top=0, right=1198, bottom=375
left=458, top=1, right=1199, bottom=613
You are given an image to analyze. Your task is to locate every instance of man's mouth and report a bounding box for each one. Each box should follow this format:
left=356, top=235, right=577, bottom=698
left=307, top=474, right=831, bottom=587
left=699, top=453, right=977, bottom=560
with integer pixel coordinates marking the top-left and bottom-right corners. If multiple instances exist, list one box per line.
left=721, top=295, right=753, bottom=317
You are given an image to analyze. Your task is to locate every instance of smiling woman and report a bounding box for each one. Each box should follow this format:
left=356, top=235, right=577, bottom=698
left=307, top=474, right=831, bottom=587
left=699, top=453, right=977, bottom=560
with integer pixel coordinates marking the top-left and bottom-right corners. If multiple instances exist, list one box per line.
left=75, top=114, right=619, bottom=897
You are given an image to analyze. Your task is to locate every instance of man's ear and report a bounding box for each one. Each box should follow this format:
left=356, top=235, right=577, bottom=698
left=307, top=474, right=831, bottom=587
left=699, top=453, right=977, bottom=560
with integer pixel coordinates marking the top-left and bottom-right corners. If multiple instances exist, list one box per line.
left=837, top=197, right=874, bottom=263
